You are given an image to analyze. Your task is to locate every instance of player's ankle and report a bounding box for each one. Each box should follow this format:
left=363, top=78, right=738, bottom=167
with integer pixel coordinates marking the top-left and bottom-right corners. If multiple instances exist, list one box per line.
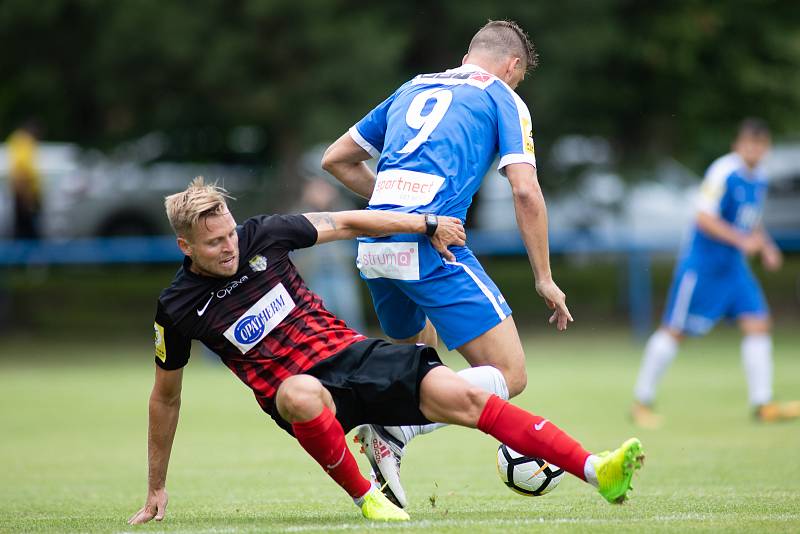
left=353, top=482, right=380, bottom=507
left=584, top=455, right=600, bottom=488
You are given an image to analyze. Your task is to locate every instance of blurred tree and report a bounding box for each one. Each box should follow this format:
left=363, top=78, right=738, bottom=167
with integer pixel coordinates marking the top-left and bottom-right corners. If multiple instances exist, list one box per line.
left=0, top=0, right=798, bottom=178
left=0, top=0, right=410, bottom=171
left=560, top=1, right=800, bottom=170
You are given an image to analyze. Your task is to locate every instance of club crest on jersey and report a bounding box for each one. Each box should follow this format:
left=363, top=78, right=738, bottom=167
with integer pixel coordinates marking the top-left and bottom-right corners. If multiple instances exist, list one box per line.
left=223, top=283, right=296, bottom=354
left=154, top=322, right=166, bottom=362
left=249, top=255, right=267, bottom=272
left=522, top=117, right=535, bottom=156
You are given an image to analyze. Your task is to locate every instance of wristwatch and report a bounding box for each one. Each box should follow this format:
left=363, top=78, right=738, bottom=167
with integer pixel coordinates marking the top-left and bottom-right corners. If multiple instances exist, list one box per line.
left=424, top=213, right=438, bottom=237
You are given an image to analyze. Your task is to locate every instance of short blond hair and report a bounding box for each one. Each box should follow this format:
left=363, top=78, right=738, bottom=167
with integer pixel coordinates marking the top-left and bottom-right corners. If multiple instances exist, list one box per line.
left=164, top=176, right=232, bottom=237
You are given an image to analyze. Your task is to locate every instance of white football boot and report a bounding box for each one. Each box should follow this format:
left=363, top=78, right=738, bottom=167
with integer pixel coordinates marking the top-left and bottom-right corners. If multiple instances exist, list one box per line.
left=354, top=425, right=407, bottom=508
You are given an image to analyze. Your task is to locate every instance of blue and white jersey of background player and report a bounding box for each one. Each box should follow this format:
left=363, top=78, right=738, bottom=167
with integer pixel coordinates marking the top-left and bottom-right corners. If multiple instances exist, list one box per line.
left=347, top=63, right=535, bottom=348
left=684, top=152, right=769, bottom=268
left=663, top=152, right=770, bottom=335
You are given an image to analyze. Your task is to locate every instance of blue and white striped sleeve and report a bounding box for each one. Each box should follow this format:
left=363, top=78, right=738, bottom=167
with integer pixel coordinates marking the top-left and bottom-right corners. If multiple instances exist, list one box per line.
left=492, top=84, right=537, bottom=175
left=697, top=156, right=736, bottom=215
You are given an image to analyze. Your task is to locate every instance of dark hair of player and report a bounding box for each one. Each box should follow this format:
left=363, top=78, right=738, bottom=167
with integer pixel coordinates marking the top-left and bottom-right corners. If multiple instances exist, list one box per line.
left=738, top=117, right=771, bottom=139
left=469, top=19, right=539, bottom=72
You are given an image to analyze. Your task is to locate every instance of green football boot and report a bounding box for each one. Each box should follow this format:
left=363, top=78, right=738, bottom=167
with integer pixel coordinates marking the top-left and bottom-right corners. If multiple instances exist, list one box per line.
left=360, top=488, right=410, bottom=521
left=592, top=437, right=645, bottom=504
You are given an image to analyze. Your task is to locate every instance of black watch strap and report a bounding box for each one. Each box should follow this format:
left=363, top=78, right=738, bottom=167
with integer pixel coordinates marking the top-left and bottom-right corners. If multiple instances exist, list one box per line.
left=424, top=213, right=438, bottom=237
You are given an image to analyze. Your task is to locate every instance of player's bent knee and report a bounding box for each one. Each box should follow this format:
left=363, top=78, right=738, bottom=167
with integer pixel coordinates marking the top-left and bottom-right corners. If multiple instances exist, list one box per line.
left=424, top=386, right=491, bottom=428
left=740, top=317, right=771, bottom=335
left=662, top=328, right=685, bottom=343
left=505, top=368, right=527, bottom=398
left=276, top=375, right=325, bottom=423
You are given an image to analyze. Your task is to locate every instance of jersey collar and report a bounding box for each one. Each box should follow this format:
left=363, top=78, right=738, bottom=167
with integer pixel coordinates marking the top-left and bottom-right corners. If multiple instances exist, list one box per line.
left=451, top=63, right=493, bottom=75
left=729, top=152, right=765, bottom=181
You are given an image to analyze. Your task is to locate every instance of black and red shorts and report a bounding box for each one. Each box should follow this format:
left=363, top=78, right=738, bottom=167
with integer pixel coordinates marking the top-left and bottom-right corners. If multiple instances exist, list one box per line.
left=270, top=338, right=443, bottom=434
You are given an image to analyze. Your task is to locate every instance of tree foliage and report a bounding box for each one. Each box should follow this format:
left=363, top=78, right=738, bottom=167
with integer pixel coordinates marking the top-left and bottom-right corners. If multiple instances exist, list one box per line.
left=1, top=0, right=798, bottom=175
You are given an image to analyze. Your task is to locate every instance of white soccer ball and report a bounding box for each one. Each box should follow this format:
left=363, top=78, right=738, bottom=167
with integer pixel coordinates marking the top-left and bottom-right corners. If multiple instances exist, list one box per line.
left=496, top=444, right=565, bottom=496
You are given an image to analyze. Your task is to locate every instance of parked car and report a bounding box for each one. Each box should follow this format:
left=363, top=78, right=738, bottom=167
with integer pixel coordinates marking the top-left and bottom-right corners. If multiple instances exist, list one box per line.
left=475, top=158, right=697, bottom=248
left=474, top=143, right=800, bottom=248
left=0, top=142, right=284, bottom=239
left=760, top=144, right=800, bottom=234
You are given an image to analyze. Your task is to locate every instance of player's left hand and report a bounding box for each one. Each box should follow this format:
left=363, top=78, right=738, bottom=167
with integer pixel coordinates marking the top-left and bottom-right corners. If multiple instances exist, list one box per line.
left=430, top=216, right=466, bottom=262
left=761, top=243, right=783, bottom=272
left=127, top=488, right=168, bottom=525
left=535, top=279, right=573, bottom=331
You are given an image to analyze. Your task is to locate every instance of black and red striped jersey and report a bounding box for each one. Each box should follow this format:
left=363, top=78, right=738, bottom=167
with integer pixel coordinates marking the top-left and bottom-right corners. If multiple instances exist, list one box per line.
left=153, top=214, right=366, bottom=413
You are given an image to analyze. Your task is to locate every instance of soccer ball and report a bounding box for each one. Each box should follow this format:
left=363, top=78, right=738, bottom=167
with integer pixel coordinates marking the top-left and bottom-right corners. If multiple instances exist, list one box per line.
left=496, top=444, right=565, bottom=496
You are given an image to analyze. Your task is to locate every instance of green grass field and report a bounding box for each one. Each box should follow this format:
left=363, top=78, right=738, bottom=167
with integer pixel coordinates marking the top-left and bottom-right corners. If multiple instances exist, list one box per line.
left=1, top=329, right=799, bottom=533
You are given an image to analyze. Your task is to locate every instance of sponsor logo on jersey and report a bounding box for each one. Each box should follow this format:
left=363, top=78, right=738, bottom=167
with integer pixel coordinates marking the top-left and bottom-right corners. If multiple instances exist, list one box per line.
left=234, top=316, right=265, bottom=344
left=357, top=242, right=420, bottom=280
left=735, top=204, right=761, bottom=231
left=216, top=275, right=249, bottom=299
left=154, top=322, right=166, bottom=362
left=249, top=255, right=267, bottom=272
left=196, top=293, right=214, bottom=316
left=369, top=169, right=444, bottom=208
left=197, top=276, right=251, bottom=316
left=223, top=283, right=296, bottom=354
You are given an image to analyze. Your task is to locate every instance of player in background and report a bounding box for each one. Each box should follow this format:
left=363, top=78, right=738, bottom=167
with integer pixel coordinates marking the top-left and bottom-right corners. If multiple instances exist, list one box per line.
left=631, top=119, right=800, bottom=429
left=127, top=179, right=644, bottom=524
left=322, top=20, right=570, bottom=507
left=7, top=122, right=42, bottom=239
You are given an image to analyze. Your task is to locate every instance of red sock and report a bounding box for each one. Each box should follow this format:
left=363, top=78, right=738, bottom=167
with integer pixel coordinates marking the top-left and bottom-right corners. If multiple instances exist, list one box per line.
left=292, top=407, right=371, bottom=499
left=477, top=395, right=591, bottom=480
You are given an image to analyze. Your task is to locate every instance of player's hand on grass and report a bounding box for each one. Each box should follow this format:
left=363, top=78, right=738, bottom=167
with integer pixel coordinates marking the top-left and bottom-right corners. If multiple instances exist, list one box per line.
left=128, top=488, right=168, bottom=525
left=761, top=243, right=783, bottom=271
left=430, top=216, right=466, bottom=262
left=535, top=279, right=573, bottom=331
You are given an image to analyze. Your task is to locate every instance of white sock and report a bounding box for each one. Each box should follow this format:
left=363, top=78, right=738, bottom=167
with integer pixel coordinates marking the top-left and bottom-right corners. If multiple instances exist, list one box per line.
left=633, top=330, right=678, bottom=405
left=584, top=455, right=600, bottom=487
left=741, top=334, right=773, bottom=406
left=353, top=481, right=379, bottom=507
left=384, top=366, right=510, bottom=446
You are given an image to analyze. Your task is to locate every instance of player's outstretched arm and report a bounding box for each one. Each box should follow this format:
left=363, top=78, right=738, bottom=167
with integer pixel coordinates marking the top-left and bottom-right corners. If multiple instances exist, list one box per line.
left=506, top=163, right=573, bottom=331
left=321, top=133, right=377, bottom=199
left=128, top=367, right=183, bottom=525
left=304, top=211, right=465, bottom=261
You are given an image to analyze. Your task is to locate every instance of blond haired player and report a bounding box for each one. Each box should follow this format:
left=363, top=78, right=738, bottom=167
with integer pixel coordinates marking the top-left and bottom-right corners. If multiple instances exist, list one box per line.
left=128, top=178, right=644, bottom=524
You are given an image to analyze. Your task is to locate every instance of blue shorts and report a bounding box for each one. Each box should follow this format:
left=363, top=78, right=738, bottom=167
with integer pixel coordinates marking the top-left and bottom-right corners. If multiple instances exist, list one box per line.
left=357, top=234, right=512, bottom=350
left=662, top=259, right=768, bottom=336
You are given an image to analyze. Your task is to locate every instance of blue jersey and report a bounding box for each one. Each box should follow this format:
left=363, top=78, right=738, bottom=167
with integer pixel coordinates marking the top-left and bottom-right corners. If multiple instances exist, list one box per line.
left=349, top=64, right=536, bottom=222
left=683, top=153, right=768, bottom=270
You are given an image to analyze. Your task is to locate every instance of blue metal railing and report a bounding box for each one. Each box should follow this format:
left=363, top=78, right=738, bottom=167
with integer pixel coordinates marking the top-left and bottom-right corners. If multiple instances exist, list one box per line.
left=1, top=230, right=798, bottom=338
left=0, top=236, right=182, bottom=265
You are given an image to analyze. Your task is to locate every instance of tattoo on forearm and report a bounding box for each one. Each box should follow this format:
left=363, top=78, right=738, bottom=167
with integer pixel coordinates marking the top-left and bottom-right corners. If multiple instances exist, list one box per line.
left=306, top=212, right=337, bottom=230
